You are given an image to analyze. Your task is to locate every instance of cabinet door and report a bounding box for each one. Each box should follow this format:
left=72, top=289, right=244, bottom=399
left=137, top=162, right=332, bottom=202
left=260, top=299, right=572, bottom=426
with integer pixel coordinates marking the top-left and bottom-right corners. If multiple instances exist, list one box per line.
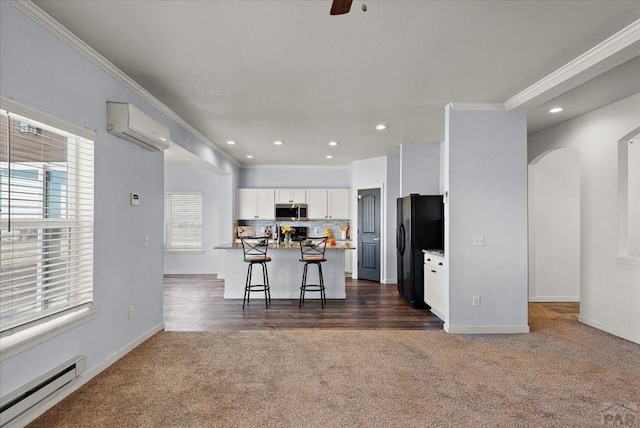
left=238, top=189, right=258, bottom=219
left=328, top=189, right=349, bottom=219
left=307, top=189, right=328, bottom=219
left=274, top=189, right=291, bottom=204
left=291, top=189, right=307, bottom=204
left=256, top=189, right=275, bottom=219
left=275, top=189, right=307, bottom=204
left=424, top=264, right=436, bottom=305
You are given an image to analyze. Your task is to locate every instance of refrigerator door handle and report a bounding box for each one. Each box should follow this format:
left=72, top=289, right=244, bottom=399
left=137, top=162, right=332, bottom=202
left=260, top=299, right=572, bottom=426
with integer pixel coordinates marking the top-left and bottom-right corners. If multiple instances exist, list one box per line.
left=398, top=224, right=405, bottom=254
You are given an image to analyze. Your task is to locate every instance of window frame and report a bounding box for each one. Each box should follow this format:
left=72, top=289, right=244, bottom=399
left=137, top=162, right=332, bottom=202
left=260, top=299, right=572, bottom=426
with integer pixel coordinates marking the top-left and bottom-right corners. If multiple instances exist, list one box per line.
left=0, top=97, right=96, bottom=359
left=164, top=191, right=204, bottom=254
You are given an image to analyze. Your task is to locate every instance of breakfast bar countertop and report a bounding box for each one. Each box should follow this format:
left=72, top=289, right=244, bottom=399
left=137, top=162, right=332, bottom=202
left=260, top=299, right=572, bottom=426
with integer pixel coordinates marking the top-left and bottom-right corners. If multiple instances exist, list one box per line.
left=215, top=242, right=355, bottom=250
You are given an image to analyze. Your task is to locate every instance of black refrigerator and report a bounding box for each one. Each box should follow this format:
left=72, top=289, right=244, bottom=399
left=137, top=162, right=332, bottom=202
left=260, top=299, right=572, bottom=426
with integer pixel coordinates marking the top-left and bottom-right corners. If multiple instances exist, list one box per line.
left=396, top=194, right=444, bottom=308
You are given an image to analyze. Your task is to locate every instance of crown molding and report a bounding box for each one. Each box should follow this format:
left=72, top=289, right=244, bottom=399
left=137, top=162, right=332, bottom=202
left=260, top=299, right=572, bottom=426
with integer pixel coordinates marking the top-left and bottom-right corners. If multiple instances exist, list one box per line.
left=8, top=0, right=239, bottom=167
left=505, top=19, right=640, bottom=111
left=447, top=102, right=505, bottom=111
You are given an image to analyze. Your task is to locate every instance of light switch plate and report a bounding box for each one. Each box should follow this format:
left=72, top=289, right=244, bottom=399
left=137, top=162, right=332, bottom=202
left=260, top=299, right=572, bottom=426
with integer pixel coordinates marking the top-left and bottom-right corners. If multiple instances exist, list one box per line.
left=130, top=193, right=140, bottom=206
left=472, top=235, right=485, bottom=246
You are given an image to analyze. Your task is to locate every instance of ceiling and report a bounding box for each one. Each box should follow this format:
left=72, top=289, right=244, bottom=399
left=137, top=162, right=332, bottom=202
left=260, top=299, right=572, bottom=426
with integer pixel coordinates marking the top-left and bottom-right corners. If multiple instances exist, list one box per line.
left=33, top=0, right=640, bottom=167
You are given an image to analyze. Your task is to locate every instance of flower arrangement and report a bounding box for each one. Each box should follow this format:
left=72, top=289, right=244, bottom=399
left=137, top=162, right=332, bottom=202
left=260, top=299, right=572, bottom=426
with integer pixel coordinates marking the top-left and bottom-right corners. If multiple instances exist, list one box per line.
left=281, top=224, right=294, bottom=236
left=281, top=224, right=294, bottom=245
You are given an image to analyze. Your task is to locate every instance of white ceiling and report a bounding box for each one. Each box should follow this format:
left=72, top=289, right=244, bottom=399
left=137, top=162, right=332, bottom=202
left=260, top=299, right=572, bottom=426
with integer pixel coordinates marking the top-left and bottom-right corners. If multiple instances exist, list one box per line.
left=33, top=0, right=640, bottom=166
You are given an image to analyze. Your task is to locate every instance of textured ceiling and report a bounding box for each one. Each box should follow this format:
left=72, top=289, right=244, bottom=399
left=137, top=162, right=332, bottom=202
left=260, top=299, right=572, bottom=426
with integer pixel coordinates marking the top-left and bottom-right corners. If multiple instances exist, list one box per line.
left=33, top=0, right=640, bottom=166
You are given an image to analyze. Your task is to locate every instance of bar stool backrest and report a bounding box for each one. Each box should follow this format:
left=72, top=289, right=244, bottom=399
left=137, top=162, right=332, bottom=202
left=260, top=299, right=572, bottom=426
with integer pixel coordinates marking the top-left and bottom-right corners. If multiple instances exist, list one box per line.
left=241, top=237, right=269, bottom=262
left=299, top=237, right=327, bottom=261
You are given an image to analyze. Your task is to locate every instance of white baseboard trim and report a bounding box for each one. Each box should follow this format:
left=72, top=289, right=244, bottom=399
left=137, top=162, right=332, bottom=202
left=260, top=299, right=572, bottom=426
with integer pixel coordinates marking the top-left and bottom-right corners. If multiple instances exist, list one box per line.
left=380, top=278, right=397, bottom=285
left=578, top=316, right=639, bottom=345
left=444, top=324, right=530, bottom=334
left=9, top=322, right=165, bottom=428
left=529, top=296, right=580, bottom=302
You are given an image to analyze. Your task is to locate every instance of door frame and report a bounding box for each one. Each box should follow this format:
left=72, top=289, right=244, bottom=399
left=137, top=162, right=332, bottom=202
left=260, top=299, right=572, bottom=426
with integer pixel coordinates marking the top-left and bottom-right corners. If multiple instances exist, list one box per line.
left=352, top=182, right=386, bottom=282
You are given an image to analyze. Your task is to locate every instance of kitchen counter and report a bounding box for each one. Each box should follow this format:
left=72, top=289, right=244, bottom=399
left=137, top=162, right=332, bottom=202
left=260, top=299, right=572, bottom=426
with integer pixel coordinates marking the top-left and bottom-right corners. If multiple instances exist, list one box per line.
left=216, top=241, right=355, bottom=250
left=214, top=242, right=354, bottom=300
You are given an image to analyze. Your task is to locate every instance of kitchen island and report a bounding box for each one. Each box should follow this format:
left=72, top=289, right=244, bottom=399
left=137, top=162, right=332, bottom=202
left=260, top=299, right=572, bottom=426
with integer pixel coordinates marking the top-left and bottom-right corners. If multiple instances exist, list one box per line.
left=214, top=242, right=354, bottom=300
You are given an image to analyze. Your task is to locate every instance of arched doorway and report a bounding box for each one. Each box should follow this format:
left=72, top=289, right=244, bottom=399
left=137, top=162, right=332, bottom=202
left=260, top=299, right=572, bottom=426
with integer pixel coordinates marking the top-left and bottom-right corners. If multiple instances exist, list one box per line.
left=528, top=148, right=580, bottom=302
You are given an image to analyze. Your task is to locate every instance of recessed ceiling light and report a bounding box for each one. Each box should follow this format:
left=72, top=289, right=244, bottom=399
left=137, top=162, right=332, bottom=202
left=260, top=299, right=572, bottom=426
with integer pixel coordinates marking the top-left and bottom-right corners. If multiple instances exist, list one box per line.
left=246, top=155, right=253, bottom=159
left=376, top=124, right=387, bottom=130
left=274, top=140, right=283, bottom=145
left=549, top=107, right=564, bottom=114
left=329, top=141, right=338, bottom=146
left=227, top=140, right=236, bottom=145
left=326, top=155, right=333, bottom=159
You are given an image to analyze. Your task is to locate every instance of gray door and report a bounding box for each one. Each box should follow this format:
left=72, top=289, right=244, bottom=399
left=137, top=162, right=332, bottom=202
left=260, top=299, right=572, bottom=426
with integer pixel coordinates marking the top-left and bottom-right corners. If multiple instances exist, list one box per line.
left=358, top=188, right=381, bottom=282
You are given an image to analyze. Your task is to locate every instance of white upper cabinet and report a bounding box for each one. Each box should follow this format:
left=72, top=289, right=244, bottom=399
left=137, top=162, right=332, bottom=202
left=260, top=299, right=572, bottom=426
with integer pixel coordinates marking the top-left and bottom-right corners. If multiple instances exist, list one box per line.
left=328, top=189, right=350, bottom=219
left=307, top=189, right=349, bottom=219
left=237, top=189, right=275, bottom=220
left=275, top=189, right=307, bottom=204
left=307, top=189, right=328, bottom=219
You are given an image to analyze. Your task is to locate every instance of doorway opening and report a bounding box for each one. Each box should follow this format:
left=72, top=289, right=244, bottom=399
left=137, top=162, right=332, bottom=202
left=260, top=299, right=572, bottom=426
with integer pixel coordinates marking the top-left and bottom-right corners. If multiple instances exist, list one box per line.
left=528, top=148, right=581, bottom=307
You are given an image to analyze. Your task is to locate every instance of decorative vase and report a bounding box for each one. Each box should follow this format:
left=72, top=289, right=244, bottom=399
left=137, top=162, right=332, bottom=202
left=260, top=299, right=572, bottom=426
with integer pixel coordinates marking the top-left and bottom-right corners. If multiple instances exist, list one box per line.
left=284, top=234, right=292, bottom=246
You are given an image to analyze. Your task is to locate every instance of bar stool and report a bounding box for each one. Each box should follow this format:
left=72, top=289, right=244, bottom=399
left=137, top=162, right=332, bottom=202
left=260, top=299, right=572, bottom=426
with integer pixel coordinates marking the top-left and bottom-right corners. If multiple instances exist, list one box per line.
left=298, top=237, right=327, bottom=308
left=240, top=237, right=271, bottom=309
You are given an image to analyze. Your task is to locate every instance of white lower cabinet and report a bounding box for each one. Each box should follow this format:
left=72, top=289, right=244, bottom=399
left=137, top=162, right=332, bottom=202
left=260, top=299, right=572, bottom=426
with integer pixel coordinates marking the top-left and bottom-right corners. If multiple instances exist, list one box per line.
left=424, top=252, right=447, bottom=321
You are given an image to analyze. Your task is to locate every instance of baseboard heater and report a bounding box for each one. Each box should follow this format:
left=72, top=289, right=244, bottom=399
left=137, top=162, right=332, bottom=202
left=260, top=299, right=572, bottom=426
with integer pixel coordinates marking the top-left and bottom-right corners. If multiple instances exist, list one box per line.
left=0, top=355, right=87, bottom=427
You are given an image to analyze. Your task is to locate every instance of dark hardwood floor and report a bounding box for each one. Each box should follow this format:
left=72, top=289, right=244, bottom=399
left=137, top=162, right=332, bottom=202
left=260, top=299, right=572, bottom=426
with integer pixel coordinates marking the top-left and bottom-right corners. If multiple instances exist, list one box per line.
left=163, top=274, right=444, bottom=331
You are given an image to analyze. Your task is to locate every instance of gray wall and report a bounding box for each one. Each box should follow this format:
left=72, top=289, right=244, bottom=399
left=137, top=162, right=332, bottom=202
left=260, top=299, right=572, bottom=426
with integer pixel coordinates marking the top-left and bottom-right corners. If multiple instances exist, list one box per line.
left=400, top=143, right=440, bottom=197
left=445, top=105, right=528, bottom=332
left=164, top=164, right=233, bottom=274
left=239, top=166, right=350, bottom=188
left=0, top=1, right=238, bottom=399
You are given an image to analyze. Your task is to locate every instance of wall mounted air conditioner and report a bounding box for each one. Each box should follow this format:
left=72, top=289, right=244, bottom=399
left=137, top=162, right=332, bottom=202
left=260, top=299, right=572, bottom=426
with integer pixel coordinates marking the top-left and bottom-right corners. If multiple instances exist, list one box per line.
left=107, top=102, right=170, bottom=151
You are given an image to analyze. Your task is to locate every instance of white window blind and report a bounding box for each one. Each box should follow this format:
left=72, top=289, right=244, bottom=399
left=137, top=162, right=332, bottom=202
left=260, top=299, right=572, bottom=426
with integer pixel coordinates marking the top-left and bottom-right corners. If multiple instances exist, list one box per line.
left=165, top=192, right=203, bottom=251
left=0, top=108, right=94, bottom=336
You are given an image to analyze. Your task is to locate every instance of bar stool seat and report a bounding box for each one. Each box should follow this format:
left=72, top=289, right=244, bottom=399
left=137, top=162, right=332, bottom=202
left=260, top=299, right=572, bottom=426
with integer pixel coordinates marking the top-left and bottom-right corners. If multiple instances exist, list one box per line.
left=298, top=237, right=327, bottom=308
left=240, top=237, right=271, bottom=309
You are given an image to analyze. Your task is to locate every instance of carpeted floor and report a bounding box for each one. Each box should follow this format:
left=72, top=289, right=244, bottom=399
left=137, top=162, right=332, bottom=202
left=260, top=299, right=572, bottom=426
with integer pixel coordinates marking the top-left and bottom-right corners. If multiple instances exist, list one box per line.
left=29, top=305, right=639, bottom=427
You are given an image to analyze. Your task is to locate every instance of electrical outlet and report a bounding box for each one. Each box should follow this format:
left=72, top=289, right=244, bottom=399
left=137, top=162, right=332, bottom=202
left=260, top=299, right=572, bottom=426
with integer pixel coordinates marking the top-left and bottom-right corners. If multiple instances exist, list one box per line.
left=472, top=296, right=481, bottom=307
left=144, top=235, right=150, bottom=248
left=128, top=305, right=135, bottom=320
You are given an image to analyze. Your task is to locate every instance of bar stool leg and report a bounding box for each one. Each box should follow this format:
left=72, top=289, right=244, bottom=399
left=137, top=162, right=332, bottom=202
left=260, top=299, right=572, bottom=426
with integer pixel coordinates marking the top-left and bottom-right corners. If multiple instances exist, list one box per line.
left=243, top=262, right=253, bottom=309
left=299, top=263, right=308, bottom=308
left=318, top=263, right=326, bottom=308
left=261, top=262, right=269, bottom=308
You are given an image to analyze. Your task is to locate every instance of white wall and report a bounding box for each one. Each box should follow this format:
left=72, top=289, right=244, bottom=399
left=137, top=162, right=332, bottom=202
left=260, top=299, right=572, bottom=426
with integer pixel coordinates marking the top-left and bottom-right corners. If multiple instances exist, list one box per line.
left=164, top=164, right=233, bottom=274
left=400, top=143, right=440, bottom=197
left=445, top=105, right=529, bottom=333
left=629, top=136, right=640, bottom=256
left=528, top=148, right=580, bottom=302
left=239, top=166, right=350, bottom=188
left=0, top=1, right=239, bottom=409
left=528, top=93, right=640, bottom=344
left=386, top=155, right=400, bottom=282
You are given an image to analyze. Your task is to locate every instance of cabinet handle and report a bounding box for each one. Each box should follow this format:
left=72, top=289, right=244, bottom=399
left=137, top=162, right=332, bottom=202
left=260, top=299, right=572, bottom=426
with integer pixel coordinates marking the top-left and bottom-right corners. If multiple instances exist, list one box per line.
left=426, top=258, right=431, bottom=262
left=431, top=270, right=437, bottom=273
left=438, top=262, right=443, bottom=266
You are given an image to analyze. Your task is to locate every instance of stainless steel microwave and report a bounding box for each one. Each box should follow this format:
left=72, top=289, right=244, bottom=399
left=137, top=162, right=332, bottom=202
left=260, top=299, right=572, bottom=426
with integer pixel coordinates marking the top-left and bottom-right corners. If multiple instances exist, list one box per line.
left=275, top=204, right=308, bottom=221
